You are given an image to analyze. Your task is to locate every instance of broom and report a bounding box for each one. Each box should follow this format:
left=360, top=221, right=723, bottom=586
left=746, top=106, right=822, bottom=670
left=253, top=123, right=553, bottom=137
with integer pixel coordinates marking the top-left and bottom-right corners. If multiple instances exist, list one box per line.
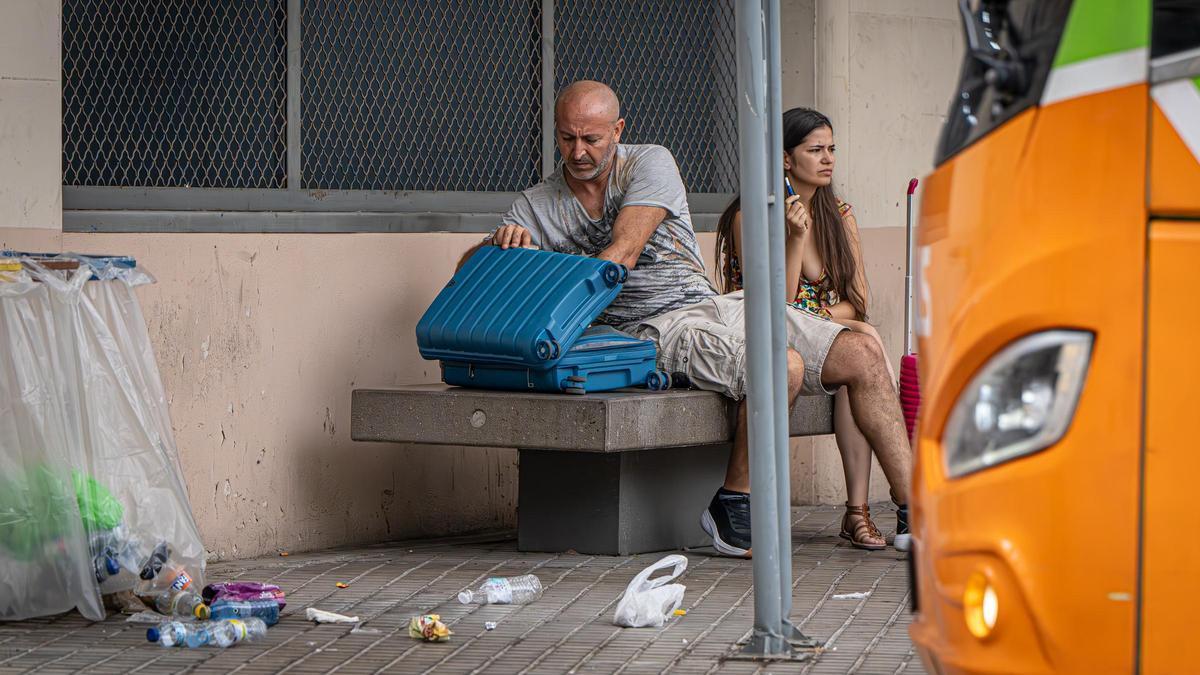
left=899, top=178, right=921, bottom=442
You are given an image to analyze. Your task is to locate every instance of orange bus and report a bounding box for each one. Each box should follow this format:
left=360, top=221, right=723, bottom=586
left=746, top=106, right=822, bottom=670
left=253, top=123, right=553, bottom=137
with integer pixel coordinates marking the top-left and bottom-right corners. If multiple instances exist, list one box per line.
left=908, top=0, right=1200, bottom=672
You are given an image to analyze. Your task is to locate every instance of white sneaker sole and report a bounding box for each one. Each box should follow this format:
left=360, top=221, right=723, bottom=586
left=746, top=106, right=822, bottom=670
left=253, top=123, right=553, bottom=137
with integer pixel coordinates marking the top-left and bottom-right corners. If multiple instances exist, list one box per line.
left=700, top=509, right=751, bottom=558
left=893, top=533, right=912, bottom=552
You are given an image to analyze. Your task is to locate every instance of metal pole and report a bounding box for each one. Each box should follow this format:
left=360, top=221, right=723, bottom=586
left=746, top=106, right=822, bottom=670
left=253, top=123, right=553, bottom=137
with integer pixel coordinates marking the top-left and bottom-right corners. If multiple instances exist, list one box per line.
left=540, top=0, right=556, bottom=180
left=763, top=0, right=818, bottom=643
left=763, top=0, right=809, bottom=647
left=735, top=0, right=788, bottom=658
left=286, top=0, right=302, bottom=190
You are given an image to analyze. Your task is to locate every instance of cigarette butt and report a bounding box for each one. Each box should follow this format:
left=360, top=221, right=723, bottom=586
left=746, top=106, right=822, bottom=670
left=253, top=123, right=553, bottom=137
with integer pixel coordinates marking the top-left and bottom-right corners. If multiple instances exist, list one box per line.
left=336, top=582, right=348, bottom=589
left=673, top=609, right=687, bottom=616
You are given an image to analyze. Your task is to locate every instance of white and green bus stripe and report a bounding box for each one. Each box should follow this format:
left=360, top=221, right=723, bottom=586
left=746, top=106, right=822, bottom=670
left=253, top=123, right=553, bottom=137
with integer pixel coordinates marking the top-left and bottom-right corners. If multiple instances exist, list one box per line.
left=1041, top=0, right=1150, bottom=106
left=1151, top=77, right=1200, bottom=164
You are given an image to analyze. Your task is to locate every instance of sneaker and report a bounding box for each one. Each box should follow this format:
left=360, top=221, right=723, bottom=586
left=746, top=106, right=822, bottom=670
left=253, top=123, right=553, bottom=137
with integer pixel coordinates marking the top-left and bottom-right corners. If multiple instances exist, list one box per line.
left=700, top=488, right=752, bottom=557
left=894, top=505, right=911, bottom=552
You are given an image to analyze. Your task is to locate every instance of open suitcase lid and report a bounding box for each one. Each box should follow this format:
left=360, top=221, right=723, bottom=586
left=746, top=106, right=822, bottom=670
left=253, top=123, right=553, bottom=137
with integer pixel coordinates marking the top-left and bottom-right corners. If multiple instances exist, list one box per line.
left=416, top=247, right=628, bottom=368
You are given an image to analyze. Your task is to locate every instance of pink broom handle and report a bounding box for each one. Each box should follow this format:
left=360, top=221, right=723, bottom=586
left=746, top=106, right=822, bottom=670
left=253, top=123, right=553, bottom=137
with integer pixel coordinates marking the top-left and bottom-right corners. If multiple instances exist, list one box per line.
left=904, top=178, right=919, bottom=356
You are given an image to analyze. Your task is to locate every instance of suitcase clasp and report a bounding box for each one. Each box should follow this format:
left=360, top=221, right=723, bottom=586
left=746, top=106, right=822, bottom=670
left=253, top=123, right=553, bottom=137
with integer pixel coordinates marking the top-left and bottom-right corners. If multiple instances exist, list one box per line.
left=468, top=363, right=475, bottom=379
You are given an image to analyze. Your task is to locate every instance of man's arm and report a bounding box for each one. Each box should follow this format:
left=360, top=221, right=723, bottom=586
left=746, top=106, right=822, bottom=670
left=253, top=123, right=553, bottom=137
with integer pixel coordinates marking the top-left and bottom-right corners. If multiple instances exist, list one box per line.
left=596, top=205, right=666, bottom=270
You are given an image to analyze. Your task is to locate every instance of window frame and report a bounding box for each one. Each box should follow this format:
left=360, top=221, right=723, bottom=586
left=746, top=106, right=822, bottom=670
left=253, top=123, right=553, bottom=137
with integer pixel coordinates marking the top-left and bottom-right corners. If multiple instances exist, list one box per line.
left=61, top=0, right=736, bottom=234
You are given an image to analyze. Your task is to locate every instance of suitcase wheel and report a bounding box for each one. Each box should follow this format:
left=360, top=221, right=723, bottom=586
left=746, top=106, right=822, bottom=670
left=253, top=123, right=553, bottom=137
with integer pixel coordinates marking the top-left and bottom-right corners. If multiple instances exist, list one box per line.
left=646, top=370, right=671, bottom=391
left=564, top=386, right=587, bottom=395
left=535, top=338, right=561, bottom=360
left=566, top=375, right=586, bottom=383
left=602, top=263, right=627, bottom=287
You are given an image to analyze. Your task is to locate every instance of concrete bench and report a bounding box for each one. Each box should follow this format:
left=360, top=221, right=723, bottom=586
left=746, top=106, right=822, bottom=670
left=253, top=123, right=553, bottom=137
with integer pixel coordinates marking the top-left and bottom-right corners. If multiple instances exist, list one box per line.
left=351, top=384, right=832, bottom=555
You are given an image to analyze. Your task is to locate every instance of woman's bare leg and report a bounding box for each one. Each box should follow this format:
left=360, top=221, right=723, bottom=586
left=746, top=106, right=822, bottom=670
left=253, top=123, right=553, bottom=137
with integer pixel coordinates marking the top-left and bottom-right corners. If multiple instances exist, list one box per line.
left=834, top=384, right=884, bottom=547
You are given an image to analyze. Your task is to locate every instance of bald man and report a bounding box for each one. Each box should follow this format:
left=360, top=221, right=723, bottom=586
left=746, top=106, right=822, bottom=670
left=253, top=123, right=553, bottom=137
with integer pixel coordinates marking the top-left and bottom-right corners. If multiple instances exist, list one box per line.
left=459, top=80, right=714, bottom=327
left=460, top=81, right=909, bottom=558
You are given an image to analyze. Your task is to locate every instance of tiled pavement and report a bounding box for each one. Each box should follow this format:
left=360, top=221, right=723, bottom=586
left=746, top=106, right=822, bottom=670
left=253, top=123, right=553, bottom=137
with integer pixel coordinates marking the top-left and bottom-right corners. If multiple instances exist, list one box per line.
left=0, top=505, right=924, bottom=674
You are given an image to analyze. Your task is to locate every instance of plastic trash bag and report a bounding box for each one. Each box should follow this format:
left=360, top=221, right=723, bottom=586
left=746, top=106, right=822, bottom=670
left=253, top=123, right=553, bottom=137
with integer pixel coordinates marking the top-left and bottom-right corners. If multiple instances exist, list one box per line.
left=1, top=255, right=206, bottom=620
left=613, top=554, right=688, bottom=628
left=0, top=267, right=104, bottom=620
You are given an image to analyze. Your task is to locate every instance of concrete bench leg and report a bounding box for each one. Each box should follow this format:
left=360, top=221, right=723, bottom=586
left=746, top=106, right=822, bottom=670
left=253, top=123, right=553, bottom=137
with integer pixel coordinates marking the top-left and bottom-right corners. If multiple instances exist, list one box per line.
left=517, top=444, right=731, bottom=555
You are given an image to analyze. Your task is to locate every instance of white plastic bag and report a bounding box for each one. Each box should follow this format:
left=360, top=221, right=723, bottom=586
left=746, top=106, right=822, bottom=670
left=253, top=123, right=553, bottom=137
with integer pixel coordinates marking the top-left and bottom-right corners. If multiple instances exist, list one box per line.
left=613, top=554, right=688, bottom=628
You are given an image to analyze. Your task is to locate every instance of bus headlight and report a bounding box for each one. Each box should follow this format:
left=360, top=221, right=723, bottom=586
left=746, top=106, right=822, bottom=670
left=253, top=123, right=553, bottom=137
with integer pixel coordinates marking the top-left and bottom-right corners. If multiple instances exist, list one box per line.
left=943, top=331, right=1092, bottom=478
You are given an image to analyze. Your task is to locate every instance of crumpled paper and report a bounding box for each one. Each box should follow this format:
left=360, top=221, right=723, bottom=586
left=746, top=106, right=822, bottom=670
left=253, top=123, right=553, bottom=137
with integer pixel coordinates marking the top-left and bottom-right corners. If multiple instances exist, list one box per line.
left=306, top=607, right=361, bottom=623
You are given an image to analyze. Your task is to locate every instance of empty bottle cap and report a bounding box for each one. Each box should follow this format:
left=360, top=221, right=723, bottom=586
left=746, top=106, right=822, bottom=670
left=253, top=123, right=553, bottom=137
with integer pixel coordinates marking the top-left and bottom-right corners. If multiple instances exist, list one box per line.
left=146, top=628, right=160, bottom=642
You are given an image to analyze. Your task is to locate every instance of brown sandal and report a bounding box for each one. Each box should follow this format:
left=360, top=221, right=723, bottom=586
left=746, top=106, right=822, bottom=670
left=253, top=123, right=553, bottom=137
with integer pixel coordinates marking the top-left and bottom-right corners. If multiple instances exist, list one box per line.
left=839, top=503, right=886, bottom=550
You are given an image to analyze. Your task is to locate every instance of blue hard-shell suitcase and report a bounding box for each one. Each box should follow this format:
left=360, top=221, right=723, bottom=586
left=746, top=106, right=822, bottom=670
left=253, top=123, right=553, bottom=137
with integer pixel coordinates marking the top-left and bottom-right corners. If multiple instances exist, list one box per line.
left=441, top=326, right=668, bottom=394
left=417, top=246, right=628, bottom=367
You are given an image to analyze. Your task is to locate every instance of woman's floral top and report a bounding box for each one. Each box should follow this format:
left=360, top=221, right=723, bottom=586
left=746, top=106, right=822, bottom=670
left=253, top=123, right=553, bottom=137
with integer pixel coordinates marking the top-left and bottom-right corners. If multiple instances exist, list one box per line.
left=729, top=200, right=852, bottom=321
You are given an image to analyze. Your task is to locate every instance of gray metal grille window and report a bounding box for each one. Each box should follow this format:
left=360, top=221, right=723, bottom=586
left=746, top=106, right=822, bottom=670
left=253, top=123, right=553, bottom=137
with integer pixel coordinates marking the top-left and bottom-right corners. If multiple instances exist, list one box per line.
left=301, top=1, right=542, bottom=192
left=555, top=0, right=738, bottom=194
left=62, top=0, right=738, bottom=232
left=63, top=0, right=287, bottom=188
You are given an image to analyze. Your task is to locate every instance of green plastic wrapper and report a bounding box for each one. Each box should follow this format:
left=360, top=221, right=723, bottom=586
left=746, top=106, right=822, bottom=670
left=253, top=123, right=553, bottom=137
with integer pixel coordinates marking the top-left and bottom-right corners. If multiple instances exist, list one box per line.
left=0, top=467, right=123, bottom=560
left=73, top=471, right=124, bottom=531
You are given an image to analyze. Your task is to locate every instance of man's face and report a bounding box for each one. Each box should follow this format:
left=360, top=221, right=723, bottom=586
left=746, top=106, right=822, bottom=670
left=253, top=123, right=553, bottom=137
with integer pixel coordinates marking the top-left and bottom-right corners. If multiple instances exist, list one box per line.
left=555, top=105, right=625, bottom=182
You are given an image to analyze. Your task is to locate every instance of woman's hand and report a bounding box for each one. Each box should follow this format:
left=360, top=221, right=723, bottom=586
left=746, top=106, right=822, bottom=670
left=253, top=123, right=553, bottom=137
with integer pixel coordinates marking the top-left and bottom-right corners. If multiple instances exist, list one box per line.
left=784, top=195, right=812, bottom=238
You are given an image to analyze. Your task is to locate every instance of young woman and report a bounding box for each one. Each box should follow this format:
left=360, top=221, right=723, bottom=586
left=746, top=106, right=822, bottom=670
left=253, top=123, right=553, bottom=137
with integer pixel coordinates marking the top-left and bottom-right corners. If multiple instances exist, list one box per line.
left=715, top=107, right=908, bottom=550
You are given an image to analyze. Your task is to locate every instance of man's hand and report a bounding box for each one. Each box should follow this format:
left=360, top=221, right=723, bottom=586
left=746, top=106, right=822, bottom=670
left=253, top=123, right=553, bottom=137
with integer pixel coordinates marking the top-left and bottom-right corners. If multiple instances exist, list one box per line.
left=491, top=224, right=536, bottom=249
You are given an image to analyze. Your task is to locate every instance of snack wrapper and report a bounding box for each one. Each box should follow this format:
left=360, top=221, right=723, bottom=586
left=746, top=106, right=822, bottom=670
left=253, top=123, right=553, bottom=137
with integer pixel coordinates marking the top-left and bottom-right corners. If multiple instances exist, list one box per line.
left=408, top=614, right=452, bottom=642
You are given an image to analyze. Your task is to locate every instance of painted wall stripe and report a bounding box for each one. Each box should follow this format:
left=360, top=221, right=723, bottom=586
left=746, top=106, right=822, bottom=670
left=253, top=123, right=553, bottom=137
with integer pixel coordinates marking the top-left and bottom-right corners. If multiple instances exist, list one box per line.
left=1043, top=47, right=1148, bottom=106
left=1152, top=79, right=1200, bottom=163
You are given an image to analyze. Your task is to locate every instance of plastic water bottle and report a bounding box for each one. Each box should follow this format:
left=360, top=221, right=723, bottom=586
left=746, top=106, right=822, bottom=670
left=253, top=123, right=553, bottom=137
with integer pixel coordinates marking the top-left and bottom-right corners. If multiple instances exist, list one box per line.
left=184, top=623, right=216, bottom=648
left=458, top=575, right=543, bottom=605
left=155, top=590, right=210, bottom=619
left=91, top=548, right=120, bottom=582
left=210, top=618, right=268, bottom=647
left=210, top=598, right=280, bottom=625
left=146, top=621, right=204, bottom=647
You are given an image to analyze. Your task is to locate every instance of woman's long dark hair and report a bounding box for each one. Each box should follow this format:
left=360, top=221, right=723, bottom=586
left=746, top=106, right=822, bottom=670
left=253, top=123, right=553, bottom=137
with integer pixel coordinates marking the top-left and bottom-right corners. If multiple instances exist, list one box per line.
left=714, top=108, right=867, bottom=320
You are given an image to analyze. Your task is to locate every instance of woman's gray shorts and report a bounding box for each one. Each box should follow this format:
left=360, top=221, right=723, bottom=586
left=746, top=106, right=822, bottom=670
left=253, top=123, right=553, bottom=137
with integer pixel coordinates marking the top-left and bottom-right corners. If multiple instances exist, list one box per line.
left=631, top=290, right=847, bottom=399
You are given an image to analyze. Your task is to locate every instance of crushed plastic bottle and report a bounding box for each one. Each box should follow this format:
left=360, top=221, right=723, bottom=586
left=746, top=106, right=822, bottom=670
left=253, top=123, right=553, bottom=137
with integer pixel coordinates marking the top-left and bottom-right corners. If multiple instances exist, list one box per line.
left=133, top=543, right=195, bottom=595
left=155, top=590, right=210, bottom=619
left=210, top=618, right=268, bottom=647
left=147, top=621, right=205, bottom=647
left=458, top=575, right=543, bottom=605
left=210, top=598, right=280, bottom=626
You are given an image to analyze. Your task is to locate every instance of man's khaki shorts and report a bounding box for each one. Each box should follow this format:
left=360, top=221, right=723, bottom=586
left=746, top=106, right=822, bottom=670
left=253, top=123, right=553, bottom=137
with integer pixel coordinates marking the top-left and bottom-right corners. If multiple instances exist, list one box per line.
left=632, top=290, right=847, bottom=399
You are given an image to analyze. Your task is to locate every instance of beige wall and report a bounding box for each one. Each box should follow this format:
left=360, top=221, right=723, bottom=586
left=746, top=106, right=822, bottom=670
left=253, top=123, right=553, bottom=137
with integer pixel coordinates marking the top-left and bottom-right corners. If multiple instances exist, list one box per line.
left=1, top=0, right=962, bottom=558
left=0, top=0, right=60, bottom=230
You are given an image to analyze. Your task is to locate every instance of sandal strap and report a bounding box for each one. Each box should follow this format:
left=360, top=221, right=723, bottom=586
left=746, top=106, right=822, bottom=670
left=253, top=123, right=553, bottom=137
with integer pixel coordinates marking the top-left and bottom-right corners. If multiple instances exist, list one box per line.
left=843, top=503, right=883, bottom=539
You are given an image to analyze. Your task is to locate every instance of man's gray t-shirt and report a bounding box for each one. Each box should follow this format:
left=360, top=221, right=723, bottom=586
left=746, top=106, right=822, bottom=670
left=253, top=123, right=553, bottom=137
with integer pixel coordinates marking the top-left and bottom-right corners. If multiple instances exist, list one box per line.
left=496, top=143, right=716, bottom=331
